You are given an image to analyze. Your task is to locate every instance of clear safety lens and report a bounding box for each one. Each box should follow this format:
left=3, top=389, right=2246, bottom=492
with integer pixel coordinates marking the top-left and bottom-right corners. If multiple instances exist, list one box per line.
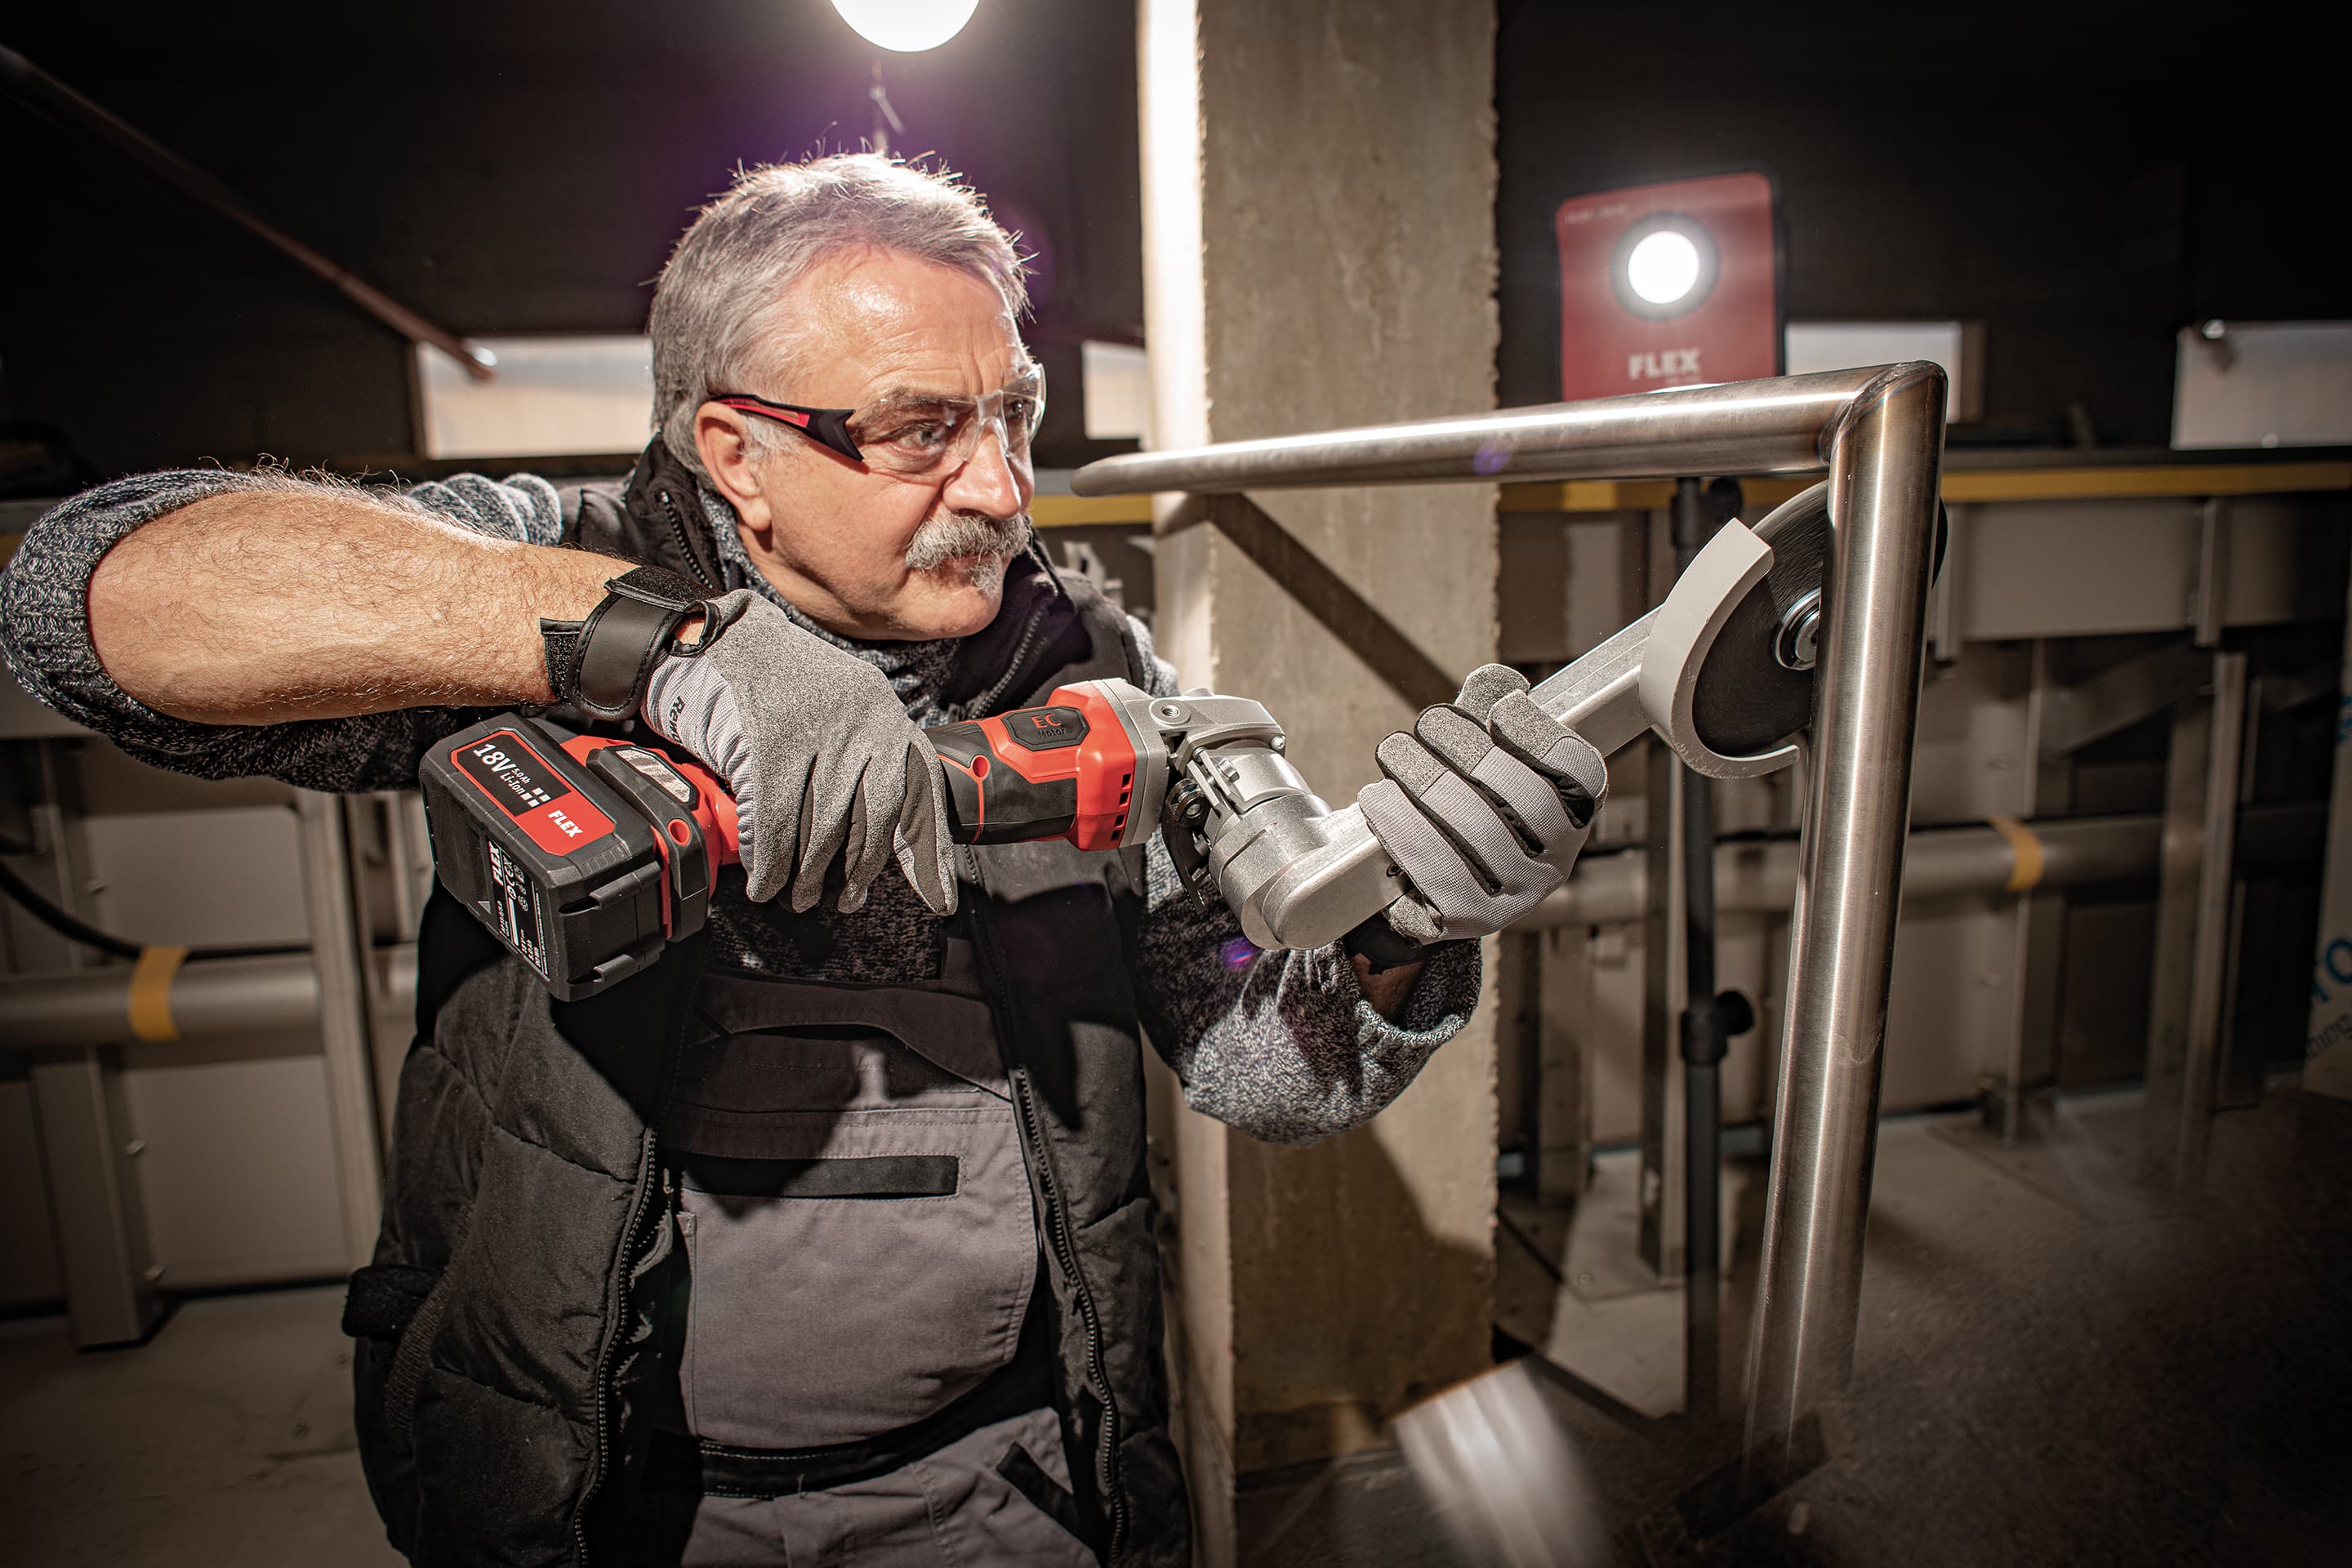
left=849, top=369, right=1046, bottom=479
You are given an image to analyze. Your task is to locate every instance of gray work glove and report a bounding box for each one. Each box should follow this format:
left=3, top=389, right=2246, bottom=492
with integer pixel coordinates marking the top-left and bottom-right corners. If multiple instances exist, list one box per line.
left=1358, top=665, right=1606, bottom=942
left=639, top=591, right=956, bottom=915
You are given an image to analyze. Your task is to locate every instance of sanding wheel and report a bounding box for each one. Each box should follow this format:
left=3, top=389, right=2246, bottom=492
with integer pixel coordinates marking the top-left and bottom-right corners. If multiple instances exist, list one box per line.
left=1643, top=482, right=1949, bottom=777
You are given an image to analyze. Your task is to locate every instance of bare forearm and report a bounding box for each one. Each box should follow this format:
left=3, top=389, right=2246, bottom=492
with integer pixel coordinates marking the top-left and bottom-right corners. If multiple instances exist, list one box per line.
left=87, top=486, right=624, bottom=724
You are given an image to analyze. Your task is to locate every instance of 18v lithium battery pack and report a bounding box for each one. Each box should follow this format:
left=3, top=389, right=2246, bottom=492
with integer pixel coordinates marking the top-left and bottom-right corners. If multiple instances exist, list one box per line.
left=420, top=715, right=729, bottom=1000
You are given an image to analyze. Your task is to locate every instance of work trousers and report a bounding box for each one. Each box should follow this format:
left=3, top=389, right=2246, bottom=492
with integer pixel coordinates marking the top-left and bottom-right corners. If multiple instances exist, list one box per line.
left=614, top=1405, right=1098, bottom=1566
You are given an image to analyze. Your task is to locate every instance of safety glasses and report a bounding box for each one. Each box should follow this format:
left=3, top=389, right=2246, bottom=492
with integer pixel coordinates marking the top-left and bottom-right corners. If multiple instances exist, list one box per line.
left=711, top=366, right=1046, bottom=481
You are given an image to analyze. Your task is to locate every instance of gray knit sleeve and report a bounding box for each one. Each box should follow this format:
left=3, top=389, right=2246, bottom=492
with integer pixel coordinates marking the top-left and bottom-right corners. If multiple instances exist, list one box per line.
left=1118, top=613, right=1482, bottom=1145
left=0, top=468, right=565, bottom=791
left=1127, top=834, right=1481, bottom=1146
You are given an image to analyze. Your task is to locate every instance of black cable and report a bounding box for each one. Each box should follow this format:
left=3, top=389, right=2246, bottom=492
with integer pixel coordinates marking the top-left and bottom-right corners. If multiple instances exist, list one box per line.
left=0, top=856, right=310, bottom=962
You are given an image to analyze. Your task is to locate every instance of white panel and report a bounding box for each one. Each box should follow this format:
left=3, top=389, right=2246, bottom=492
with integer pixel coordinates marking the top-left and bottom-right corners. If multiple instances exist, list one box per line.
left=83, top=807, right=310, bottom=950
left=1081, top=339, right=1152, bottom=440
left=1883, top=893, right=2018, bottom=1109
left=1909, top=644, right=2032, bottom=826
left=1785, top=321, right=1971, bottom=421
left=2173, top=322, right=2352, bottom=450
left=120, top=1057, right=348, bottom=1288
left=416, top=335, right=654, bottom=460
left=1958, top=496, right=2341, bottom=642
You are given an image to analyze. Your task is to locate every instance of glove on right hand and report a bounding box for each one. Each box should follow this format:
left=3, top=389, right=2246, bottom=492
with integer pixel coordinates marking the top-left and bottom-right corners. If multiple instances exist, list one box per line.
left=640, top=590, right=956, bottom=915
left=1358, top=664, right=1606, bottom=942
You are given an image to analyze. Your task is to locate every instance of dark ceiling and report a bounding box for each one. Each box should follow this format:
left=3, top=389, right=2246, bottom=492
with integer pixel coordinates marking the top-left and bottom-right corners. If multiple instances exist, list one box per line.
left=2, top=2, right=2340, bottom=483
left=1, top=0, right=1143, bottom=479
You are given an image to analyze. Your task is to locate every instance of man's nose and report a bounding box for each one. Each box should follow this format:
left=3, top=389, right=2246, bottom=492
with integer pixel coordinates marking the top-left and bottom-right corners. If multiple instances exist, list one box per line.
left=941, top=426, right=1025, bottom=519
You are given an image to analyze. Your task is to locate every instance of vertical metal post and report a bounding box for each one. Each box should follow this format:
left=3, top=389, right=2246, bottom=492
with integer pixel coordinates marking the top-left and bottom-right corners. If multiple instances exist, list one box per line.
left=2141, top=652, right=2247, bottom=1185
left=1743, top=368, right=1947, bottom=1456
left=28, top=1050, right=163, bottom=1348
left=1680, top=755, right=1724, bottom=1425
left=18, top=738, right=165, bottom=1348
left=1984, top=639, right=2069, bottom=1142
left=2193, top=498, right=2229, bottom=649
left=1639, top=505, right=1688, bottom=1276
left=295, top=791, right=385, bottom=1271
left=1671, top=476, right=1740, bottom=1429
left=1637, top=738, right=1686, bottom=1276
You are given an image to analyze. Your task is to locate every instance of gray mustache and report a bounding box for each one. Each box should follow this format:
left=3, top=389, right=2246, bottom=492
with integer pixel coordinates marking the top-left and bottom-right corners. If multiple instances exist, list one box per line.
left=903, top=510, right=1030, bottom=574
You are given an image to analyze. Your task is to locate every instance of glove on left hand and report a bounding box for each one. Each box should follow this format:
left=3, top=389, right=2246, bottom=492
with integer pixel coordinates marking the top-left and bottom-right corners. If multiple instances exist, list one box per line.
left=1358, top=665, right=1607, bottom=942
left=639, top=591, right=956, bottom=916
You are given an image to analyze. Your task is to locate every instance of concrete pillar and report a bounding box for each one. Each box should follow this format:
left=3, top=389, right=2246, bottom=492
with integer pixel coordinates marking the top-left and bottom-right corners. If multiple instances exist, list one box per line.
left=1136, top=0, right=1501, bottom=1551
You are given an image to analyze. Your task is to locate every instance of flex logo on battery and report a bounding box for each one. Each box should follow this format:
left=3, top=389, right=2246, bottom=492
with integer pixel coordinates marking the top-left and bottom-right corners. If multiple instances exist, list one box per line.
left=452, top=730, right=616, bottom=855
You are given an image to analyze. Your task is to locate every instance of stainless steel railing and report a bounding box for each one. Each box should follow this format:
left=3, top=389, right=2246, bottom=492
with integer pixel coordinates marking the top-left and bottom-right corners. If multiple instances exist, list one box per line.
left=1074, top=362, right=1950, bottom=1460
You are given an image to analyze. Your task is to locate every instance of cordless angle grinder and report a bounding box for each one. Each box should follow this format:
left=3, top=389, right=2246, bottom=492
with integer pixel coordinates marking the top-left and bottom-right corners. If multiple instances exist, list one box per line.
left=419, top=679, right=1292, bottom=1000
left=424, top=482, right=1870, bottom=1000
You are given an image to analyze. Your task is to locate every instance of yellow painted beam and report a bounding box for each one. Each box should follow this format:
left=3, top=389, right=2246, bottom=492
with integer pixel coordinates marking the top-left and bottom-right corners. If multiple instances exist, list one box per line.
left=1499, top=463, right=2352, bottom=513
left=1031, top=493, right=1155, bottom=528
left=1940, top=461, right=2352, bottom=504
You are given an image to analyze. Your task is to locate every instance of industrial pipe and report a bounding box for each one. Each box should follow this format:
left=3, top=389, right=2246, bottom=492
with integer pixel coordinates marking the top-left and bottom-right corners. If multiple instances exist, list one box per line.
left=1516, top=804, right=2321, bottom=931
left=0, top=948, right=417, bottom=1048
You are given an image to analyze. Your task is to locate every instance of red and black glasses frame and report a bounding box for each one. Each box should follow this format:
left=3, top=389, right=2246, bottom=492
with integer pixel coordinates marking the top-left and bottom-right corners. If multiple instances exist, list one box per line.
left=709, top=394, right=864, bottom=463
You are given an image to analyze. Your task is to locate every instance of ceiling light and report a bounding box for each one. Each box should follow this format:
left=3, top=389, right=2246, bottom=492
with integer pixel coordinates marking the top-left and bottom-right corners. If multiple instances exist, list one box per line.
left=831, top=0, right=980, bottom=53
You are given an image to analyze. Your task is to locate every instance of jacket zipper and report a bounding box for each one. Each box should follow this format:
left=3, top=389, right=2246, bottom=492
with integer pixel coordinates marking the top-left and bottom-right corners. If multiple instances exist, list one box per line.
left=656, top=488, right=719, bottom=591
left=1009, top=1064, right=1129, bottom=1561
left=569, top=967, right=697, bottom=1566
left=570, top=1125, right=662, bottom=1567
left=963, top=854, right=1129, bottom=1560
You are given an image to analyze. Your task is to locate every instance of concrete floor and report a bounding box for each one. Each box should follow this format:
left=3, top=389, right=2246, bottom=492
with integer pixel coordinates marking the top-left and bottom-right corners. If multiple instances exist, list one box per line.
left=0, top=1285, right=399, bottom=1566
left=1248, top=1088, right=2352, bottom=1566
left=3, top=1091, right=2346, bottom=1566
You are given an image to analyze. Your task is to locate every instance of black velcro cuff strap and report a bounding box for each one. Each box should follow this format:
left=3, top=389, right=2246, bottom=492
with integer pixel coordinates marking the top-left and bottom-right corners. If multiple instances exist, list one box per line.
left=543, top=564, right=715, bottom=722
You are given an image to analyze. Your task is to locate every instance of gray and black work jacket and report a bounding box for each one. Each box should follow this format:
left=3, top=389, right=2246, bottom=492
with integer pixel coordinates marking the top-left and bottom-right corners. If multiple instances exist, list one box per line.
left=0, top=437, right=1483, bottom=1566
left=356, top=500, right=1189, bottom=1561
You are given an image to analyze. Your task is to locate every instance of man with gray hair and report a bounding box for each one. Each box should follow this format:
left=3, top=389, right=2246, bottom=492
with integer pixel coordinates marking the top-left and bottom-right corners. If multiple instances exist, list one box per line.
left=0, top=153, right=1606, bottom=1566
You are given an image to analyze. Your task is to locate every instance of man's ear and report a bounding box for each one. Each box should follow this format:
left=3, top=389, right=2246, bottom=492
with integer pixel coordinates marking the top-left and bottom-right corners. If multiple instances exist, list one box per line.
left=694, top=405, right=774, bottom=534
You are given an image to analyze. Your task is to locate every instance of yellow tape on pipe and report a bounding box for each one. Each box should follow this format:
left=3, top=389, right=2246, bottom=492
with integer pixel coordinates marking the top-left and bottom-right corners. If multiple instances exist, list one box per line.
left=127, top=945, right=189, bottom=1042
left=1984, top=817, right=2045, bottom=893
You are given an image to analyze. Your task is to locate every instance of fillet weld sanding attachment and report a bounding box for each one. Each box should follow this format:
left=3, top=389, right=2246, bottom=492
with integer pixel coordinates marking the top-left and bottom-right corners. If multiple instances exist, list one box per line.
left=1211, top=481, right=1870, bottom=954
left=419, top=679, right=1182, bottom=1001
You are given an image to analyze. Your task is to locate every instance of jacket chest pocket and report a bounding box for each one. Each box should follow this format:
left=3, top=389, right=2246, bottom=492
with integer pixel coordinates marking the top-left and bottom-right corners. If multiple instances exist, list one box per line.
left=664, top=996, right=1040, bottom=1453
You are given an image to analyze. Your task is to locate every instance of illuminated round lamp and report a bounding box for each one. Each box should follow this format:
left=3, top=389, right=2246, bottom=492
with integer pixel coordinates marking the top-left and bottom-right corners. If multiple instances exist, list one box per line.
left=831, top=0, right=981, bottom=53
left=1609, top=212, right=1719, bottom=321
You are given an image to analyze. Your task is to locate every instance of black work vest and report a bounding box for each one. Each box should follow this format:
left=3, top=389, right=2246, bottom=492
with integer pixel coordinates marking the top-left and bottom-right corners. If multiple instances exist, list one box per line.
left=345, top=439, right=1190, bottom=1566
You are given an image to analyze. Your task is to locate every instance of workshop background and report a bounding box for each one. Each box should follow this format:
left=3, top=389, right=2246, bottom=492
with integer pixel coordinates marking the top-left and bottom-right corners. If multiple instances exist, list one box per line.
left=3, top=2, right=2348, bottom=1565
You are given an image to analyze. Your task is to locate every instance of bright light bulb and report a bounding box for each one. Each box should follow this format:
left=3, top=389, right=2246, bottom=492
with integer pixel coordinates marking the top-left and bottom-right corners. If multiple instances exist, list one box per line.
left=831, top=0, right=981, bottom=53
left=1625, top=229, right=1701, bottom=306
